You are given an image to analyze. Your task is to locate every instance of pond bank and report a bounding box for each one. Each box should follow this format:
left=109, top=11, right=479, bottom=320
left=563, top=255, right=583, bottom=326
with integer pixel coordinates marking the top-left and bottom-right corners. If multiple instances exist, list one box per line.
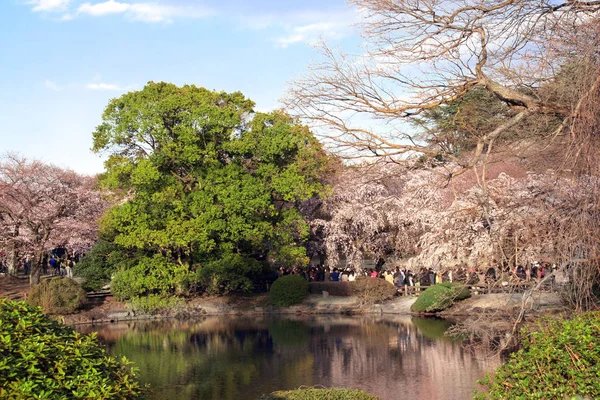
left=61, top=290, right=565, bottom=326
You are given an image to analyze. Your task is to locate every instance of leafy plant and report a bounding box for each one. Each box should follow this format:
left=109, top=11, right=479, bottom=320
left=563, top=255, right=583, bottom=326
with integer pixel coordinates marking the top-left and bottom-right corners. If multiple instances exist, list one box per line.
left=128, top=294, right=183, bottom=313
left=264, top=388, right=380, bottom=400
left=411, top=282, right=470, bottom=313
left=269, top=275, right=309, bottom=307
left=196, top=252, right=264, bottom=295
left=27, top=277, right=87, bottom=314
left=475, top=312, right=600, bottom=399
left=111, top=254, right=192, bottom=301
left=0, top=299, right=143, bottom=399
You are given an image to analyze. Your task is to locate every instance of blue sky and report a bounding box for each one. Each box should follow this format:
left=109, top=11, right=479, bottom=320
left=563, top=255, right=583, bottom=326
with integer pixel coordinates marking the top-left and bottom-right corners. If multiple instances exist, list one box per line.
left=0, top=0, right=359, bottom=175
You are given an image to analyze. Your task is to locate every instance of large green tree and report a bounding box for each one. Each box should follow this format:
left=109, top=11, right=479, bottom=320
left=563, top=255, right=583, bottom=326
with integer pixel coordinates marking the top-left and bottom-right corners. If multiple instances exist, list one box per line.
left=91, top=82, right=330, bottom=300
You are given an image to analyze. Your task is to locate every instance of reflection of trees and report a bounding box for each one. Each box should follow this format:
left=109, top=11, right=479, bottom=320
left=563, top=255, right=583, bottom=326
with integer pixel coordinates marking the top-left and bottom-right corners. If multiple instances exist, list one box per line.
left=86, top=316, right=499, bottom=400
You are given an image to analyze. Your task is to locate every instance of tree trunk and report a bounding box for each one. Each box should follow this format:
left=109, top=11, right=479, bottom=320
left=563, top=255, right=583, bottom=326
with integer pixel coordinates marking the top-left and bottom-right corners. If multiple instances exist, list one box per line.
left=6, top=246, right=17, bottom=277
left=30, top=251, right=44, bottom=286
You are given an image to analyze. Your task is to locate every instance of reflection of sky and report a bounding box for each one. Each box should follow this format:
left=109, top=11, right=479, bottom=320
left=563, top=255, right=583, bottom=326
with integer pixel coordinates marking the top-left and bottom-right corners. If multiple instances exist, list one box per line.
left=83, top=316, right=500, bottom=400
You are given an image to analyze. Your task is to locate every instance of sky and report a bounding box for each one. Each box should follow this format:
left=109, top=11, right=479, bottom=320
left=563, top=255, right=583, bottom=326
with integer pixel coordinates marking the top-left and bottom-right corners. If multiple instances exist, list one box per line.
left=0, top=0, right=360, bottom=175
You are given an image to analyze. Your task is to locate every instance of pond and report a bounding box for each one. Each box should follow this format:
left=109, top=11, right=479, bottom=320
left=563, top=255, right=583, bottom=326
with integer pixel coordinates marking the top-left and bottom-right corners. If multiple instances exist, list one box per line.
left=78, top=315, right=499, bottom=400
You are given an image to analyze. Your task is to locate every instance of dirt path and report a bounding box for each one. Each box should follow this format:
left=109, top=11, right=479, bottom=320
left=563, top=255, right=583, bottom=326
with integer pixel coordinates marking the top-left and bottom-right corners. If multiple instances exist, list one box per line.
left=0, top=274, right=31, bottom=301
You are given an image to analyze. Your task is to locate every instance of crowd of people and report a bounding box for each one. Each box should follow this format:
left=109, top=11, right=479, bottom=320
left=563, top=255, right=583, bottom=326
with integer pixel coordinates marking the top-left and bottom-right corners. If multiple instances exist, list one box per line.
left=0, top=247, right=81, bottom=278
left=277, top=261, right=555, bottom=289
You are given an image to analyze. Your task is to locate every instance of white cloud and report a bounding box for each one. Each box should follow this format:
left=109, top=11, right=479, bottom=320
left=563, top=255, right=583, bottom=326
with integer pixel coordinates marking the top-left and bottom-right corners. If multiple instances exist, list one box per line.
left=77, top=0, right=130, bottom=16
left=76, top=1, right=214, bottom=23
left=238, top=9, right=357, bottom=48
left=44, top=80, right=61, bottom=91
left=86, top=82, right=134, bottom=91
left=276, top=21, right=351, bottom=48
left=28, top=0, right=70, bottom=12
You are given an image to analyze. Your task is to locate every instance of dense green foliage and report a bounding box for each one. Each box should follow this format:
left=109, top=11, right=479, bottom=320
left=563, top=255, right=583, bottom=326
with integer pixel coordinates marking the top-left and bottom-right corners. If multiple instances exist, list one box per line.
left=27, top=277, right=87, bottom=314
left=352, top=278, right=397, bottom=304
left=91, top=82, right=330, bottom=302
left=0, top=299, right=143, bottom=399
left=411, top=282, right=470, bottom=313
left=265, top=388, right=380, bottom=400
left=75, top=239, right=125, bottom=291
left=269, top=275, right=309, bottom=307
left=196, top=252, right=264, bottom=295
left=476, top=312, right=600, bottom=399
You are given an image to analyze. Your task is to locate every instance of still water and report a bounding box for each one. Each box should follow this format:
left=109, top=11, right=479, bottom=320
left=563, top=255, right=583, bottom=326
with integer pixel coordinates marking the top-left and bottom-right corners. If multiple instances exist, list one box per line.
left=79, top=316, right=499, bottom=400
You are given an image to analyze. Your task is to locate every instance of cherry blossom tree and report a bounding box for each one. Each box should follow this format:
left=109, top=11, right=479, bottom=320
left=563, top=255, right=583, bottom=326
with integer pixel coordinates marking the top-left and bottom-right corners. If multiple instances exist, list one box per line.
left=0, top=154, right=107, bottom=284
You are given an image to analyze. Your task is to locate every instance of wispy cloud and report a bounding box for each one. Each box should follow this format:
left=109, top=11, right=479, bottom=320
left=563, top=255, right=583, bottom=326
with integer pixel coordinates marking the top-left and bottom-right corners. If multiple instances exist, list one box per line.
left=44, top=80, right=62, bottom=91
left=76, top=0, right=215, bottom=23
left=239, top=9, right=357, bottom=48
left=86, top=82, right=135, bottom=91
left=27, top=0, right=70, bottom=12
left=276, top=21, right=350, bottom=48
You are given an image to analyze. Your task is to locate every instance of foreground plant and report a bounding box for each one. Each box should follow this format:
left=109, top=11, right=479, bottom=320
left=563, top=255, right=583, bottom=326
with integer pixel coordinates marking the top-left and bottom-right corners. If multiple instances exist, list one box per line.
left=0, top=299, right=144, bottom=399
left=475, top=312, right=600, bottom=399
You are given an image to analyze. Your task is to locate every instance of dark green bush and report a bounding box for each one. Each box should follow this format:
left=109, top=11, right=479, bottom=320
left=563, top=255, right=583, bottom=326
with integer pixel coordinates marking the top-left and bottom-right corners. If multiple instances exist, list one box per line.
left=265, top=388, right=380, bottom=400
left=411, top=283, right=470, bottom=313
left=352, top=278, right=397, bottom=304
left=476, top=312, right=600, bottom=399
left=196, top=252, right=264, bottom=295
left=440, top=281, right=471, bottom=300
left=75, top=239, right=122, bottom=292
left=0, top=299, right=143, bottom=399
left=269, top=275, right=309, bottom=307
left=27, top=277, right=87, bottom=314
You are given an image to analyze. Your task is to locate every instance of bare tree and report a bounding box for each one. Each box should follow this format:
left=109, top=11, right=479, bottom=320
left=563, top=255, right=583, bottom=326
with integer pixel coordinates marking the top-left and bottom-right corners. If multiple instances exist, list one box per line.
left=0, top=154, right=107, bottom=284
left=286, top=0, right=599, bottom=172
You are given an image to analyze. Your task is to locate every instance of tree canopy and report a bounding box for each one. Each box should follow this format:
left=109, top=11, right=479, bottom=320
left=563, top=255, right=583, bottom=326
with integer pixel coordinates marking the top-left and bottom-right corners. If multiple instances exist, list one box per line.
left=91, top=82, right=330, bottom=300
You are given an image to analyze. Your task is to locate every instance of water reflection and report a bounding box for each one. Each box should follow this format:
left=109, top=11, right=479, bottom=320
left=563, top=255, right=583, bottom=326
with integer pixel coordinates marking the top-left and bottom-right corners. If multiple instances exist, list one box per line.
left=78, top=316, right=499, bottom=400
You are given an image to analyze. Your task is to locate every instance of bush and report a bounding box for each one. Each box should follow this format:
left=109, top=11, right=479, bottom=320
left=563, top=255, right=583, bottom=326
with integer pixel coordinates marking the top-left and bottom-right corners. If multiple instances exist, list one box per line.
left=111, top=254, right=191, bottom=301
left=269, top=275, right=309, bottom=307
left=476, top=312, right=600, bottom=399
left=27, top=277, right=87, bottom=314
left=196, top=252, right=264, bottom=295
left=264, top=388, right=380, bottom=400
left=439, top=281, right=471, bottom=300
left=352, top=278, right=397, bottom=304
left=411, top=283, right=470, bottom=313
left=0, top=299, right=143, bottom=399
left=75, top=239, right=121, bottom=292
left=128, top=294, right=183, bottom=313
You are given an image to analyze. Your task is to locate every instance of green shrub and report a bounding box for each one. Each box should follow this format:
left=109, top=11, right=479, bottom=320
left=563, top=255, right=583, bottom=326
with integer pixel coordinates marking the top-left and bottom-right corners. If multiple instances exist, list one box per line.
left=0, top=299, right=143, bottom=399
left=75, top=239, right=121, bottom=292
left=196, top=252, right=264, bottom=295
left=264, top=388, right=380, bottom=400
left=111, top=254, right=192, bottom=301
left=411, top=283, right=470, bottom=313
left=27, top=277, right=87, bottom=314
left=476, top=312, right=600, bottom=399
left=352, top=278, right=397, bottom=304
left=269, top=275, right=309, bottom=307
left=128, top=294, right=183, bottom=313
left=439, top=281, right=471, bottom=300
